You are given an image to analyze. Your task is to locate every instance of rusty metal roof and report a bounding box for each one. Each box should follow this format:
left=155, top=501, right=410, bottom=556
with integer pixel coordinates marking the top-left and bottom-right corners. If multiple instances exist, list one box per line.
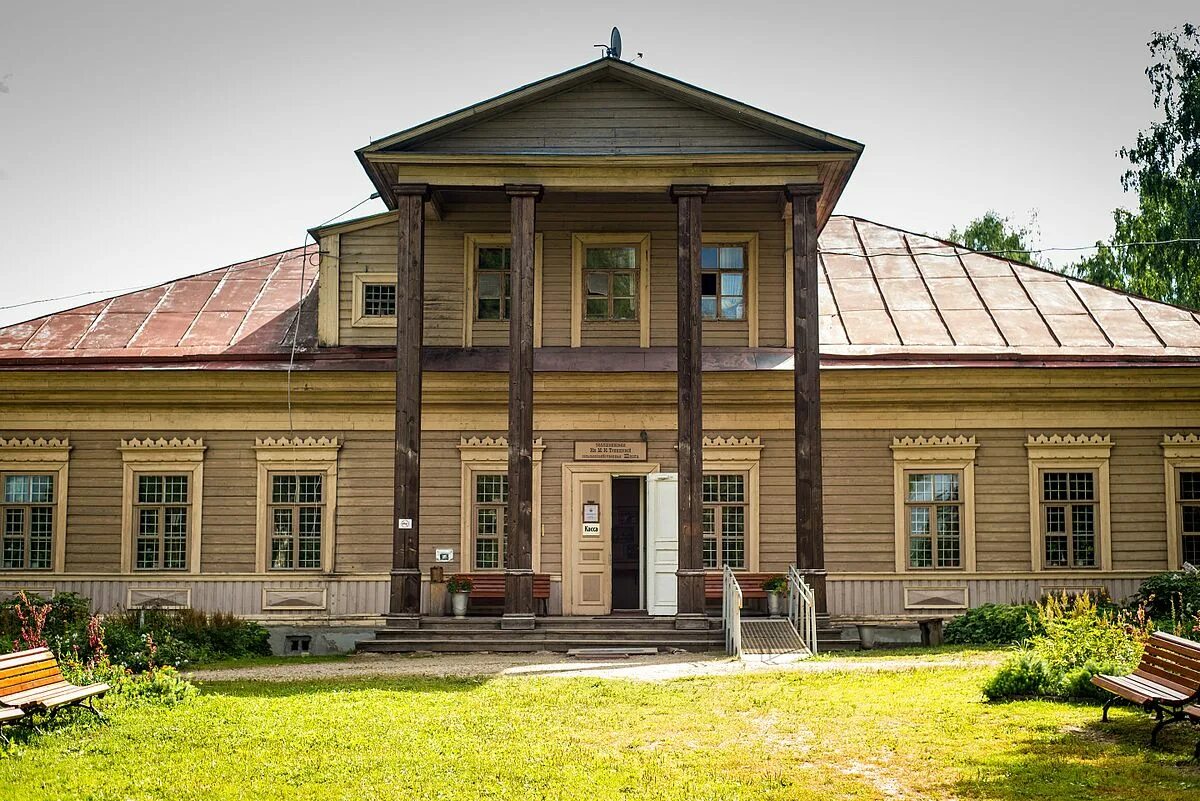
left=1, top=218, right=1199, bottom=369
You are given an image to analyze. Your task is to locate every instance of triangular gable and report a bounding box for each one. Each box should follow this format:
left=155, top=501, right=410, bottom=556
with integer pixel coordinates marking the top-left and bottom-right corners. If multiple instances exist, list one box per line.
left=360, top=58, right=861, bottom=156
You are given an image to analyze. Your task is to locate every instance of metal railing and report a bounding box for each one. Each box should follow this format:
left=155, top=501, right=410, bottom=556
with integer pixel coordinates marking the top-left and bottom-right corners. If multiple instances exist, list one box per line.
left=721, top=564, right=743, bottom=657
left=788, top=565, right=818, bottom=656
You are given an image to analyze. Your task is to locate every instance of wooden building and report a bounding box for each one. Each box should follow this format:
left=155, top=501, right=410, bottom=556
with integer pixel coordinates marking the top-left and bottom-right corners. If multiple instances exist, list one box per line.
left=2, top=57, right=1200, bottom=647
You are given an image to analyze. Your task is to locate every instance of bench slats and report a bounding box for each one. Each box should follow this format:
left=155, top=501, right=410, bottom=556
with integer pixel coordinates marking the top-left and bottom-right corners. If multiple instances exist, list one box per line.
left=0, top=648, right=55, bottom=672
left=463, top=574, right=551, bottom=599
left=0, top=706, right=23, bottom=724
left=11, top=682, right=109, bottom=709
left=0, top=647, right=108, bottom=716
left=704, top=572, right=777, bottom=600
left=1139, top=650, right=1200, bottom=688
left=0, top=665, right=64, bottom=696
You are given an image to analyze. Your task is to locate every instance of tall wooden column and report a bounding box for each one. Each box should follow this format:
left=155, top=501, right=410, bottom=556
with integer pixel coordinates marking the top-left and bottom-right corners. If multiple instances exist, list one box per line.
left=503, top=184, right=542, bottom=630
left=671, top=184, right=708, bottom=629
left=389, top=183, right=429, bottom=627
left=786, top=184, right=827, bottom=614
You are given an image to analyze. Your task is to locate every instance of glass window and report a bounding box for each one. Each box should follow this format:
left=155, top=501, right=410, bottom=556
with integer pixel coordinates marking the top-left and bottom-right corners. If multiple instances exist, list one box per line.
left=1, top=473, right=55, bottom=570
left=132, top=473, right=190, bottom=570
left=473, top=473, right=508, bottom=570
left=268, top=473, right=325, bottom=570
left=702, top=473, right=746, bottom=569
left=701, top=244, right=747, bottom=321
left=583, top=246, right=638, bottom=321
left=1179, top=470, right=1200, bottom=566
left=904, top=471, right=962, bottom=569
left=1040, top=470, right=1097, bottom=568
left=362, top=283, right=397, bottom=318
left=475, top=246, right=512, bottom=321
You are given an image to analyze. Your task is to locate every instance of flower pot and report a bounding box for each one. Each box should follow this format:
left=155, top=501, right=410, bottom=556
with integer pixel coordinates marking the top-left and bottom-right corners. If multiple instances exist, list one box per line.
left=766, top=590, right=786, bottom=618
left=450, top=591, right=469, bottom=619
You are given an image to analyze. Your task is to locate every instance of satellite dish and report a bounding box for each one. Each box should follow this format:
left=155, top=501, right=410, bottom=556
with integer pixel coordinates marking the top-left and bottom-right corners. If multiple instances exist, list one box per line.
left=609, top=27, right=622, bottom=59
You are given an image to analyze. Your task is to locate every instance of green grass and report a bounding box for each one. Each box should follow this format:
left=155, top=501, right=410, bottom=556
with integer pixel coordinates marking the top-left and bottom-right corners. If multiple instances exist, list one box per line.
left=1, top=656, right=1198, bottom=800
left=185, top=653, right=351, bottom=671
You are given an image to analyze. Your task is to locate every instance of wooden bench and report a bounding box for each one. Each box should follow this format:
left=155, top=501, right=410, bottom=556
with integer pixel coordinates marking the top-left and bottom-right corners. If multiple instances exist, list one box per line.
left=463, top=573, right=552, bottom=614
left=0, top=647, right=109, bottom=724
left=1092, top=631, right=1200, bottom=745
left=1187, top=704, right=1200, bottom=762
left=0, top=702, right=24, bottom=744
left=704, top=572, right=780, bottom=601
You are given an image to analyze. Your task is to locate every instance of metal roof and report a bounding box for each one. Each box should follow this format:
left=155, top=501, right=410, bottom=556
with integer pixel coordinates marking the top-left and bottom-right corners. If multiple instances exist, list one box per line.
left=1, top=218, right=1198, bottom=368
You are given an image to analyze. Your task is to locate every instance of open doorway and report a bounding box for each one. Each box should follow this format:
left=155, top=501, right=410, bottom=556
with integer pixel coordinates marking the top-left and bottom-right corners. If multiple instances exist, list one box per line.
left=611, top=476, right=643, bottom=610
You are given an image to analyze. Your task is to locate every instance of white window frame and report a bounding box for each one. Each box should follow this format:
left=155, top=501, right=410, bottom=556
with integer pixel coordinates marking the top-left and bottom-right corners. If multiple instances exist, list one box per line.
left=891, top=436, right=977, bottom=573
left=0, top=437, right=70, bottom=573
left=119, top=438, right=206, bottom=574
left=254, top=437, right=340, bottom=574
left=457, top=436, right=544, bottom=573
left=1026, top=434, right=1112, bottom=572
left=1163, top=434, right=1200, bottom=570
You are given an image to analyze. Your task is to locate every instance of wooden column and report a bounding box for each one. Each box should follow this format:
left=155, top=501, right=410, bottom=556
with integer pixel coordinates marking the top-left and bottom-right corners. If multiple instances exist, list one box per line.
left=503, top=184, right=542, bottom=630
left=389, top=183, right=429, bottom=627
left=786, top=184, right=827, bottom=614
left=671, top=184, right=708, bottom=629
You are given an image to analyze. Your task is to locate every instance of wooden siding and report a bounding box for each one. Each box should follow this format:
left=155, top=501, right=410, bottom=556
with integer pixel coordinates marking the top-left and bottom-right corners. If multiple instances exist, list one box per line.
left=338, top=197, right=786, bottom=348
left=409, top=77, right=806, bottom=155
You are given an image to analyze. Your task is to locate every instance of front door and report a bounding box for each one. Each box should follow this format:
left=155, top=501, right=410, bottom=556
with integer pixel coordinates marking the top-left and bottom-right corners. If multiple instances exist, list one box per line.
left=611, top=477, right=643, bottom=610
left=567, top=472, right=612, bottom=615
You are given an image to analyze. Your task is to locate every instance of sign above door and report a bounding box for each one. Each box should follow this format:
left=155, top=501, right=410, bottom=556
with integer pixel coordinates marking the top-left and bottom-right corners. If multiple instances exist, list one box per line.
left=574, top=440, right=647, bottom=462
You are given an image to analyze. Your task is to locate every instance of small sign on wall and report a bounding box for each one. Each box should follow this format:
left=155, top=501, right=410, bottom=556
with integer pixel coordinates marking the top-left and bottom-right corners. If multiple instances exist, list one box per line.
left=397, top=518, right=413, bottom=530
left=575, top=440, right=647, bottom=461
left=582, top=523, right=601, bottom=537
left=435, top=548, right=454, bottom=563
left=582, top=502, right=600, bottom=523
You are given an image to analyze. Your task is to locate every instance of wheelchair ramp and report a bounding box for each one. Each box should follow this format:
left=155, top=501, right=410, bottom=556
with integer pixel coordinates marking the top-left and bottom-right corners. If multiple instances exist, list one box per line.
left=739, top=619, right=811, bottom=660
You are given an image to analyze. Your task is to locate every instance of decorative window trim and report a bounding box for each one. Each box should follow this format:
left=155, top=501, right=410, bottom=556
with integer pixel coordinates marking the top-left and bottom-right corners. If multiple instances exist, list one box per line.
left=1162, top=434, right=1200, bottom=570
left=0, top=438, right=71, bottom=573
left=254, top=437, right=341, bottom=574
left=457, top=437, right=545, bottom=572
left=119, top=438, right=206, bottom=575
left=570, top=232, right=652, bottom=348
left=462, top=233, right=544, bottom=348
left=701, top=232, right=759, bottom=346
left=350, top=272, right=397, bottom=328
left=701, top=436, right=763, bottom=572
left=1026, top=434, right=1112, bottom=572
left=890, top=436, right=977, bottom=573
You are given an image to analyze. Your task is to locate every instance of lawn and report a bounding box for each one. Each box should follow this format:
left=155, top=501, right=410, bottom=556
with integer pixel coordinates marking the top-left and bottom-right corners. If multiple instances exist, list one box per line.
left=1, top=651, right=1198, bottom=800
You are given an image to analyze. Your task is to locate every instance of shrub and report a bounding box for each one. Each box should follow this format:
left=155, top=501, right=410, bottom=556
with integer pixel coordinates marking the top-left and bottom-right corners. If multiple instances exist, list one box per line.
left=448, top=575, right=474, bottom=594
left=1135, top=568, right=1200, bottom=639
left=983, top=592, right=1149, bottom=701
left=102, top=608, right=271, bottom=670
left=761, top=576, right=788, bottom=594
left=944, top=603, right=1041, bottom=645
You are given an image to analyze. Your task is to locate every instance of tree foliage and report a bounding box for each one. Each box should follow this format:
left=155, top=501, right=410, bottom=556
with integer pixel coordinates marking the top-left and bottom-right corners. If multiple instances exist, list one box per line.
left=1071, top=25, right=1200, bottom=309
left=946, top=211, right=1040, bottom=266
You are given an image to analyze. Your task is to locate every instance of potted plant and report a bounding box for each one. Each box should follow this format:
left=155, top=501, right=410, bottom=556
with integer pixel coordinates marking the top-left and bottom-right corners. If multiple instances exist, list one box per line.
left=447, top=574, right=473, bottom=619
left=761, top=576, right=788, bottom=617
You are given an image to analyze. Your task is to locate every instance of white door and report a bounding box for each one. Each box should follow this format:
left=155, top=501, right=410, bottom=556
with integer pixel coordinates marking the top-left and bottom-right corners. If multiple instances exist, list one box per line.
left=645, top=472, right=678, bottom=616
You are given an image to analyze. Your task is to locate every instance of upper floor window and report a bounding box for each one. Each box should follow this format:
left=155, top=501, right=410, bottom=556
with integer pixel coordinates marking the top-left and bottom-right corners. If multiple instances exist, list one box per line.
left=475, top=246, right=512, bottom=321
left=584, top=246, right=639, bottom=321
left=702, top=473, right=746, bottom=569
left=2, top=473, right=55, bottom=570
left=904, top=471, right=962, bottom=569
left=1039, top=470, right=1098, bottom=568
left=1178, top=469, right=1200, bottom=565
left=362, top=283, right=396, bottom=318
left=701, top=244, right=746, bottom=321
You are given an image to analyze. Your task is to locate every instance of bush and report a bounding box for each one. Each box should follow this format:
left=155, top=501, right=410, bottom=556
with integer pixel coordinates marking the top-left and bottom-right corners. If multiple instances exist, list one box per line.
left=102, top=608, right=271, bottom=670
left=1135, top=568, right=1200, bottom=638
left=944, top=603, right=1041, bottom=645
left=983, top=592, right=1149, bottom=701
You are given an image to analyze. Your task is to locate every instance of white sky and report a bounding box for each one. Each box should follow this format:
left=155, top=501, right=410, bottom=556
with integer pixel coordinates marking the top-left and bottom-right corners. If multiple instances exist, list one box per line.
left=0, top=0, right=1191, bottom=326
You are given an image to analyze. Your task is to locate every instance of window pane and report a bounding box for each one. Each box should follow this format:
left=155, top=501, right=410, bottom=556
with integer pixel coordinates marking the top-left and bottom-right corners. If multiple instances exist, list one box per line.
left=138, top=475, right=163, bottom=504
left=909, top=507, right=931, bottom=568
left=720, top=273, right=744, bottom=296
left=584, top=298, right=608, bottom=319
left=477, top=298, right=502, bottom=320
left=719, top=474, right=744, bottom=503
left=272, top=475, right=296, bottom=504
left=1183, top=504, right=1200, bottom=534
left=1180, top=472, right=1200, bottom=501
left=701, top=272, right=718, bottom=296
left=701, top=246, right=719, bottom=269
left=362, top=284, right=396, bottom=317
left=611, top=273, right=632, bottom=298
left=476, top=474, right=507, bottom=504
left=1184, top=534, right=1200, bottom=566
left=719, top=246, right=745, bottom=269
left=29, top=475, right=53, bottom=504
left=907, top=474, right=933, bottom=503
left=271, top=508, right=294, bottom=569
left=477, top=272, right=503, bottom=299
left=722, top=507, right=745, bottom=568
left=1044, top=505, right=1067, bottom=567
left=164, top=475, right=188, bottom=504
left=28, top=507, right=52, bottom=570
left=298, top=475, right=323, bottom=504
left=702, top=475, right=718, bottom=503
left=3, top=509, right=25, bottom=569
left=477, top=247, right=509, bottom=270
left=1072, top=505, right=1096, bottom=566
left=4, top=475, right=29, bottom=504
left=933, top=473, right=959, bottom=502
left=937, top=505, right=961, bottom=568
left=1069, top=472, right=1095, bottom=501
left=298, top=507, right=322, bottom=569
left=475, top=537, right=499, bottom=570
left=719, top=297, right=744, bottom=320
left=702, top=507, right=716, bottom=569
left=477, top=508, right=498, bottom=536
left=1042, top=472, right=1068, bottom=502
left=163, top=508, right=187, bottom=569
left=585, top=272, right=610, bottom=297
left=585, top=246, right=635, bottom=270
left=612, top=298, right=636, bottom=320
left=701, top=297, right=717, bottom=319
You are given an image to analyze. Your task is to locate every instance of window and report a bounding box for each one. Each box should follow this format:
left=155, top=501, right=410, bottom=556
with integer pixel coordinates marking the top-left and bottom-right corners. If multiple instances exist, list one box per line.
left=2, top=473, right=55, bottom=570
left=268, top=473, right=325, bottom=570
left=120, top=437, right=205, bottom=574
left=475, top=246, right=511, bottom=321
left=133, top=474, right=190, bottom=570
left=1026, top=434, right=1111, bottom=572
left=254, top=437, right=340, bottom=574
left=1178, top=470, right=1200, bottom=566
left=1039, top=471, right=1098, bottom=568
left=702, top=473, right=747, bottom=569
left=472, top=473, right=507, bottom=570
left=583, top=246, right=638, bottom=321
left=701, top=244, right=746, bottom=321
left=904, top=471, right=963, bottom=569
left=362, top=283, right=396, bottom=318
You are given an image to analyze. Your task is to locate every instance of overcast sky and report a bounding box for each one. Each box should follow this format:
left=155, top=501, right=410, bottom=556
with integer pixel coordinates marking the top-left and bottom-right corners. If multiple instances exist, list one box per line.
left=0, top=1, right=1192, bottom=326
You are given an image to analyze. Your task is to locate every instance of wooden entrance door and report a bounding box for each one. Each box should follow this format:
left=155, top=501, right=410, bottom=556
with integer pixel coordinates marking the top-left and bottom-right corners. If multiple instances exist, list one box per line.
left=566, top=472, right=612, bottom=615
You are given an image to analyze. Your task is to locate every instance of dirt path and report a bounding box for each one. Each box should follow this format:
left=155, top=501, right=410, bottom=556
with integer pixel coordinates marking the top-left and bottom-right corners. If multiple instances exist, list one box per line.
left=188, top=648, right=1006, bottom=683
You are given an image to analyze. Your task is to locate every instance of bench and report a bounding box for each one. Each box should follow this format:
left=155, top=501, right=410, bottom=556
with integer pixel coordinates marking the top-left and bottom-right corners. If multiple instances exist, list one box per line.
left=1187, top=704, right=1200, bottom=762
left=1092, top=631, right=1200, bottom=745
left=0, top=703, right=23, bottom=744
left=463, top=573, right=552, bottom=615
left=704, top=572, right=780, bottom=600
left=0, top=647, right=109, bottom=724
